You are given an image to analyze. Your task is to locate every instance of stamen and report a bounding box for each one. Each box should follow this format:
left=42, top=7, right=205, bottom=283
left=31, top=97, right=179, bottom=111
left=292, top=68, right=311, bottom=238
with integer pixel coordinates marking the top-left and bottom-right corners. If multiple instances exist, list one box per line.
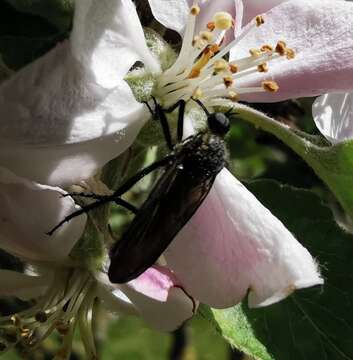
left=275, top=41, right=287, bottom=56
left=262, top=80, right=279, bottom=92
left=190, top=5, right=200, bottom=16
left=187, top=46, right=218, bottom=79
left=223, top=76, right=233, bottom=88
left=286, top=48, right=296, bottom=59
left=207, top=22, right=216, bottom=31
left=261, top=44, right=273, bottom=53
left=154, top=6, right=295, bottom=108
left=257, top=63, right=269, bottom=72
left=256, top=15, right=265, bottom=26
left=229, top=64, right=239, bottom=73
left=200, top=31, right=214, bottom=43
left=35, top=311, right=48, bottom=323
left=192, top=88, right=203, bottom=99
left=213, top=12, right=233, bottom=30
left=228, top=91, right=239, bottom=102
left=213, top=59, right=229, bottom=73
left=249, top=48, right=262, bottom=58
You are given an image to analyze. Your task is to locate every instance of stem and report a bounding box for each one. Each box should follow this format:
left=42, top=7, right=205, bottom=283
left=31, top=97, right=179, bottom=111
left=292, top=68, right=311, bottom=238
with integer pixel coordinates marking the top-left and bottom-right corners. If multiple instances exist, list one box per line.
left=233, top=104, right=314, bottom=158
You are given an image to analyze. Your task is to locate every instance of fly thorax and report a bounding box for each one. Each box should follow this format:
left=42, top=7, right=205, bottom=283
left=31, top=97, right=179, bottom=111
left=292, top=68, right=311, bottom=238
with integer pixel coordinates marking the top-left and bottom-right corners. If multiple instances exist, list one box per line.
left=180, top=134, right=226, bottom=181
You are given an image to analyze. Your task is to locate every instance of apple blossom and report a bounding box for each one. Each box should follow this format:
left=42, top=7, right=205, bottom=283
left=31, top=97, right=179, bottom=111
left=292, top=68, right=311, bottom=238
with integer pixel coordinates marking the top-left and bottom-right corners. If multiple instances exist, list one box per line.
left=5, top=0, right=352, bottom=352
left=0, top=170, right=195, bottom=356
left=0, top=0, right=159, bottom=187
left=127, top=0, right=333, bottom=305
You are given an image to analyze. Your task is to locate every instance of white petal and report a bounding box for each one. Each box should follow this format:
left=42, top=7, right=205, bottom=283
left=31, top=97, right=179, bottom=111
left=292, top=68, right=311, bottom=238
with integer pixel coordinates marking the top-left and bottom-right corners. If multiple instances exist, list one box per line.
left=0, top=167, right=86, bottom=262
left=313, top=93, right=353, bottom=144
left=0, top=270, right=51, bottom=301
left=148, top=0, right=189, bottom=34
left=0, top=41, right=149, bottom=186
left=71, top=0, right=159, bottom=88
left=120, top=266, right=196, bottom=332
left=97, top=280, right=138, bottom=316
left=165, top=168, right=323, bottom=308
left=149, top=0, right=243, bottom=40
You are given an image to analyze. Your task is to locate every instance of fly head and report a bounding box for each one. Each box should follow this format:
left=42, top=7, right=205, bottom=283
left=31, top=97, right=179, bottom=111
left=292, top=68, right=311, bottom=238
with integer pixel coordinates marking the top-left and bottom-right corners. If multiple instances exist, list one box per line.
left=207, top=112, right=230, bottom=137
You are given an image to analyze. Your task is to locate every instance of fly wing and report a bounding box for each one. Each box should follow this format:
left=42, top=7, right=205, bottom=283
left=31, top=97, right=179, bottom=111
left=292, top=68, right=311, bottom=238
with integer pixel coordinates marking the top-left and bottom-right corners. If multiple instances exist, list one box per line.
left=108, top=164, right=216, bottom=284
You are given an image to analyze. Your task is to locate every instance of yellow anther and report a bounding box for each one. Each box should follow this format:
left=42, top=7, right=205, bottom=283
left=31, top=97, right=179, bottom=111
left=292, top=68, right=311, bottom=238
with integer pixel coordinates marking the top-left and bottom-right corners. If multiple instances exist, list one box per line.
left=262, top=80, right=279, bottom=92
left=188, top=69, right=201, bottom=79
left=192, top=88, right=203, bottom=99
left=207, top=21, right=216, bottom=31
left=35, top=311, right=48, bottom=323
left=229, top=63, right=239, bottom=73
left=190, top=5, right=201, bottom=16
left=209, top=44, right=220, bottom=54
left=255, top=15, right=265, bottom=26
left=187, top=47, right=214, bottom=78
left=261, top=44, right=273, bottom=53
left=20, top=328, right=31, bottom=338
left=223, top=76, right=233, bottom=88
left=213, top=59, right=229, bottom=72
left=213, top=12, right=233, bottom=30
left=200, top=31, right=214, bottom=43
left=275, top=41, right=287, bottom=56
left=257, top=62, right=269, bottom=73
left=11, top=315, right=21, bottom=328
left=286, top=48, right=296, bottom=59
left=249, top=48, right=262, bottom=58
left=193, top=35, right=210, bottom=49
left=228, top=91, right=239, bottom=102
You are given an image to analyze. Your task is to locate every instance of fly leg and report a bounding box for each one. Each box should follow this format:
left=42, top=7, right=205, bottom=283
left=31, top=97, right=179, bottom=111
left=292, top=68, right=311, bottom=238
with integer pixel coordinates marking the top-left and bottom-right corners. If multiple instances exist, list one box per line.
left=163, top=100, right=186, bottom=143
left=48, top=155, right=175, bottom=235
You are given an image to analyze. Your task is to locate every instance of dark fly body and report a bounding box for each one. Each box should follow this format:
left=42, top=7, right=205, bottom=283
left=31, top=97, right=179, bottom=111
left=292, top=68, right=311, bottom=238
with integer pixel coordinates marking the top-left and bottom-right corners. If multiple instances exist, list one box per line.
left=48, top=99, right=231, bottom=284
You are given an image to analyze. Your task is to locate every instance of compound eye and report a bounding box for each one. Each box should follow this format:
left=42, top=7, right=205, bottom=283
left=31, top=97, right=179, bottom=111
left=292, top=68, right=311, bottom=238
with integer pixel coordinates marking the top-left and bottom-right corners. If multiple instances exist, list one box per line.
left=207, top=113, right=230, bottom=136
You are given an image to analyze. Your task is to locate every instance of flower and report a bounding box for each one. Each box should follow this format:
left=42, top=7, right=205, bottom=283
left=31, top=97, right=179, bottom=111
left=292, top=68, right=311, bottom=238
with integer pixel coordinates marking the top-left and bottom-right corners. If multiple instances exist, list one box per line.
left=0, top=168, right=195, bottom=356
left=149, top=0, right=353, bottom=106
left=123, top=0, right=334, bottom=307
left=0, top=0, right=159, bottom=187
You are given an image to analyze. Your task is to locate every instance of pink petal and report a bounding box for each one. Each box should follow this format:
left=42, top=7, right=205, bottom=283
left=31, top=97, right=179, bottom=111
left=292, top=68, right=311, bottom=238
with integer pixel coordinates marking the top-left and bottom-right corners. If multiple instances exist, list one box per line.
left=0, top=167, right=86, bottom=262
left=120, top=266, right=196, bottom=331
left=230, top=0, right=353, bottom=102
left=313, top=92, right=353, bottom=144
left=165, top=168, right=323, bottom=309
left=242, top=0, right=288, bottom=25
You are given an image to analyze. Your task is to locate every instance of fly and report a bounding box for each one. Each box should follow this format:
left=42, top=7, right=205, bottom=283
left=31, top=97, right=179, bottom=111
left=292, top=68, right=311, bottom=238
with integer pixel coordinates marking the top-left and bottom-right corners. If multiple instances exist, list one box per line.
left=48, top=98, right=232, bottom=284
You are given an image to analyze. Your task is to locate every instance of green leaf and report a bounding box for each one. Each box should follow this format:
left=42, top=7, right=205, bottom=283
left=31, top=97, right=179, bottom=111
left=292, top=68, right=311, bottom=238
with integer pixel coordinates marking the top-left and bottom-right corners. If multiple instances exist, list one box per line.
left=199, top=304, right=274, bottom=360
left=0, top=1, right=70, bottom=70
left=4, top=0, right=73, bottom=31
left=201, top=180, right=353, bottom=360
left=234, top=104, right=353, bottom=222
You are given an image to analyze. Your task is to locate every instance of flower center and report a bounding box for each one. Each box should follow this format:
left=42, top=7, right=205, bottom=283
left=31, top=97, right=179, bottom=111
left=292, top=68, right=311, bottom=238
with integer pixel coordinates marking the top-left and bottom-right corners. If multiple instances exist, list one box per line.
left=0, top=269, right=98, bottom=359
left=154, top=2, right=295, bottom=108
